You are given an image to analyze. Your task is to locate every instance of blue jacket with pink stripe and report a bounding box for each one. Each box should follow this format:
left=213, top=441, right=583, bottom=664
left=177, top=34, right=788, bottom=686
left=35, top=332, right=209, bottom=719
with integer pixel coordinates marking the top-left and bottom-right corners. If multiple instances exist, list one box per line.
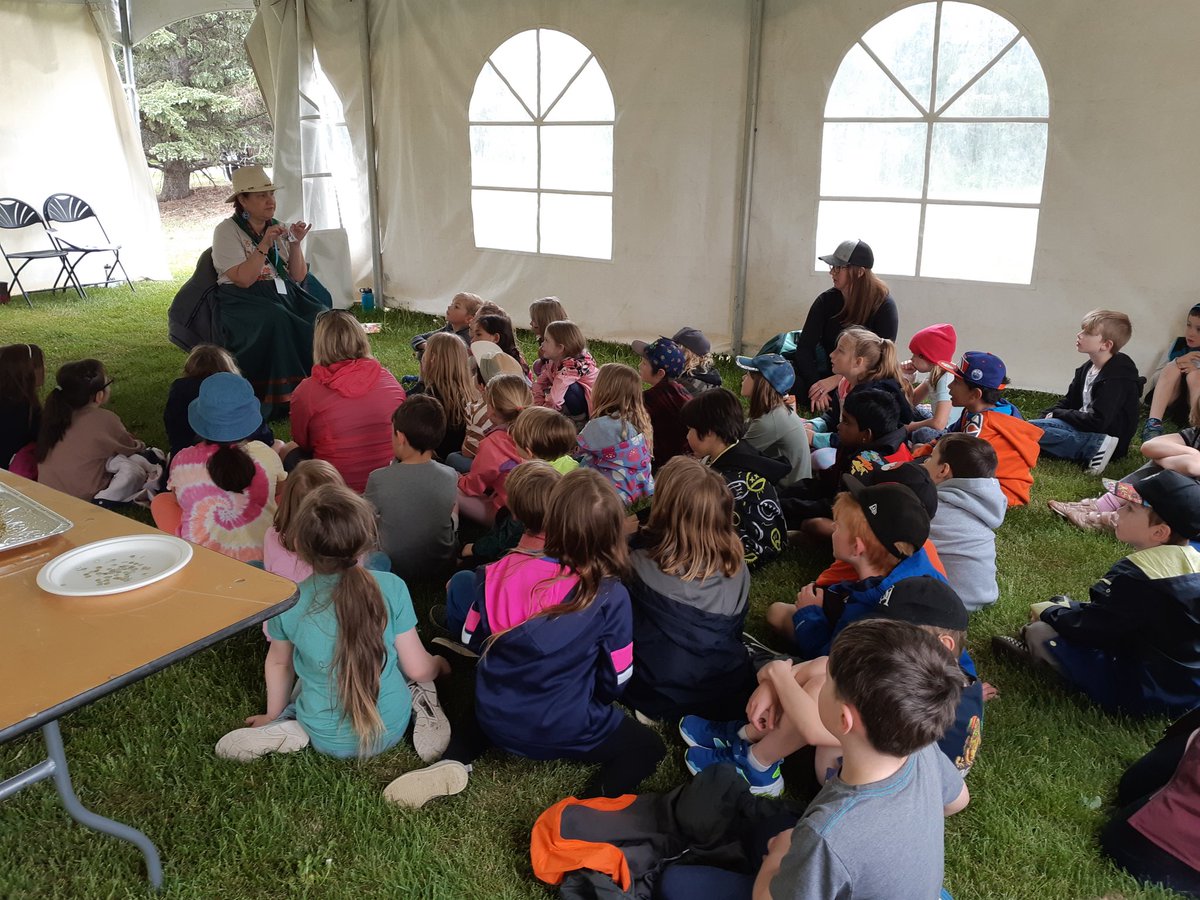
left=464, top=555, right=634, bottom=758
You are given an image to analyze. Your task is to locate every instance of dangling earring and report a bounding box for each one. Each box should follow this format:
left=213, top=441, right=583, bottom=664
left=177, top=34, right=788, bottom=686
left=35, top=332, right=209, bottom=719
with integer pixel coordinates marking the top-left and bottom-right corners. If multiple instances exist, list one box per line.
left=241, top=210, right=250, bottom=220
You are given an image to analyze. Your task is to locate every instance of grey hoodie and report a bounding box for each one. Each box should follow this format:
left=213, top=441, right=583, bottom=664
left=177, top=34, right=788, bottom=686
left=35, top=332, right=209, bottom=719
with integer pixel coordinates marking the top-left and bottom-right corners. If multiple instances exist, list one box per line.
left=929, top=477, right=1007, bottom=612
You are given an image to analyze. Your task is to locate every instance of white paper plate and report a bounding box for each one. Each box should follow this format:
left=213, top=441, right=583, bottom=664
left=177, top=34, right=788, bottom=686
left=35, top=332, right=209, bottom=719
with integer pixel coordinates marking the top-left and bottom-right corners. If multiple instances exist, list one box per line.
left=36, top=535, right=193, bottom=597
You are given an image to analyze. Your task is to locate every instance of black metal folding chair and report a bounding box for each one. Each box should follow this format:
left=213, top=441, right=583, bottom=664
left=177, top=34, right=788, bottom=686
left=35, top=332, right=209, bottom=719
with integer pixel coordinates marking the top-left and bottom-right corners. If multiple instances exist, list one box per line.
left=43, top=194, right=134, bottom=293
left=0, top=198, right=85, bottom=307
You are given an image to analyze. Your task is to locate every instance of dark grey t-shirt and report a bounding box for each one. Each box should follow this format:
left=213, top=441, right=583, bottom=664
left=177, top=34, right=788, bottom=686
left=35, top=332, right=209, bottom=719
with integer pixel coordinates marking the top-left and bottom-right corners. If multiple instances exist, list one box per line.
left=771, top=743, right=963, bottom=900
left=364, top=459, right=459, bottom=581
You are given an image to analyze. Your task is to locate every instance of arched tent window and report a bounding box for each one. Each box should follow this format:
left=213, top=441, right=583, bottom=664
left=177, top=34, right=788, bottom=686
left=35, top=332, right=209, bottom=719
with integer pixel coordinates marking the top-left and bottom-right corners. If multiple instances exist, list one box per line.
left=816, top=2, right=1048, bottom=284
left=469, top=29, right=614, bottom=260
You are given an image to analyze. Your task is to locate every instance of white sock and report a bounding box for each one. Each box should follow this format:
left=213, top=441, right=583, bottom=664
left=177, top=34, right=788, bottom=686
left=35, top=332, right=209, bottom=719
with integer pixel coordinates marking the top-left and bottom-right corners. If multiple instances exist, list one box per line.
left=745, top=745, right=772, bottom=772
left=737, top=725, right=750, bottom=741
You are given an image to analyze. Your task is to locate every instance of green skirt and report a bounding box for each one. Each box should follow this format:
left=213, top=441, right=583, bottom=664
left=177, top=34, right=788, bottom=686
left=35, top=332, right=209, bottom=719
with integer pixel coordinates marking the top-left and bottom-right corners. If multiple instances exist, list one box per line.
left=218, top=276, right=329, bottom=419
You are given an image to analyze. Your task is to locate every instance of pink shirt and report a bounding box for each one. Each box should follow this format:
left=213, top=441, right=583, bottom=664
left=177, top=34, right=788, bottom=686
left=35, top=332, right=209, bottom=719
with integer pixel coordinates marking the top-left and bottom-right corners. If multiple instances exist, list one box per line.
left=289, top=358, right=406, bottom=492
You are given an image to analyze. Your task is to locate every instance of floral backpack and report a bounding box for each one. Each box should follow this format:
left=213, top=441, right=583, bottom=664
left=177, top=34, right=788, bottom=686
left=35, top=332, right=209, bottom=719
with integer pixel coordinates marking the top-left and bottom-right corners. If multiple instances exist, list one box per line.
left=577, top=419, right=654, bottom=505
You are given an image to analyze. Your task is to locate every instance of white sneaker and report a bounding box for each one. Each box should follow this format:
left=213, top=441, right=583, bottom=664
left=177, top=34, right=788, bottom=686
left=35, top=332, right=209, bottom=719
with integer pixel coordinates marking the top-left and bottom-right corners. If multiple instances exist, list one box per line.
left=383, top=760, right=470, bottom=808
left=409, top=680, right=451, bottom=763
left=1085, top=435, right=1119, bottom=475
left=215, top=720, right=310, bottom=761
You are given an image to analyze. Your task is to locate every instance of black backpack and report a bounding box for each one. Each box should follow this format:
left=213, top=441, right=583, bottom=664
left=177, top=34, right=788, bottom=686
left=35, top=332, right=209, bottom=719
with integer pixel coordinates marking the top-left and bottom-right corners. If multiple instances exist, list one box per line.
left=168, top=249, right=221, bottom=352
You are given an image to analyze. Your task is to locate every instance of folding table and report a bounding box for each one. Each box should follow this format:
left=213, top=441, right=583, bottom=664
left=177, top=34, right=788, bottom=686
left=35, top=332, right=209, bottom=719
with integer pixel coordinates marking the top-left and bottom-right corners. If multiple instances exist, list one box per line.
left=0, top=471, right=298, bottom=889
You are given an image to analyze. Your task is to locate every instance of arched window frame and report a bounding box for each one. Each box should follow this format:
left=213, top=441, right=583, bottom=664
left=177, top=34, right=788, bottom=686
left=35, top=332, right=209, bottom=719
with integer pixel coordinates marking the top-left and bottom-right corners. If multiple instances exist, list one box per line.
left=816, top=2, right=1049, bottom=284
left=468, top=28, right=615, bottom=260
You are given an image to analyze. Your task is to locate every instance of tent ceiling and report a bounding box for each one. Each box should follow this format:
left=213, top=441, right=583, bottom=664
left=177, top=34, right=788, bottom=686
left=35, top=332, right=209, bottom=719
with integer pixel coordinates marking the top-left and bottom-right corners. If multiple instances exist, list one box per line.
left=127, top=0, right=253, bottom=43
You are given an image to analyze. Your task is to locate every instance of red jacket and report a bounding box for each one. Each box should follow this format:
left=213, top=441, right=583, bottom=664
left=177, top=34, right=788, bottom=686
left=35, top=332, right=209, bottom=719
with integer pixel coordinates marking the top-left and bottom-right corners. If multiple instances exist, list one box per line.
left=290, top=358, right=406, bottom=492
left=458, top=426, right=523, bottom=514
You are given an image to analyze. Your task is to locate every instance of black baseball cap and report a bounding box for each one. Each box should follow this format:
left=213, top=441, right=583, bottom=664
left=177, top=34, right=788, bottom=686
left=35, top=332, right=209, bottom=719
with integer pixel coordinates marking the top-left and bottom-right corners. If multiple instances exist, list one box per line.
left=870, top=575, right=969, bottom=632
left=842, top=475, right=931, bottom=559
left=860, top=461, right=938, bottom=519
left=1106, top=469, right=1200, bottom=540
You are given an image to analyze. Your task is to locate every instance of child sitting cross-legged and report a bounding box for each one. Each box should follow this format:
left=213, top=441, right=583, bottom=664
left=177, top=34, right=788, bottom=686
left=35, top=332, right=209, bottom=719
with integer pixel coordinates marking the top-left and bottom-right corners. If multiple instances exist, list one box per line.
left=457, top=373, right=532, bottom=526
left=151, top=372, right=284, bottom=562
left=738, top=352, right=811, bottom=487
left=533, top=320, right=598, bottom=427
left=435, top=460, right=564, bottom=644
left=778, top=387, right=912, bottom=537
left=1031, top=309, right=1142, bottom=476
left=411, top=290, right=482, bottom=358
left=671, top=327, right=722, bottom=398
left=927, top=351, right=1043, bottom=507
left=632, top=336, right=692, bottom=470
left=923, top=433, right=1006, bottom=612
left=622, top=456, right=755, bottom=722
left=1142, top=302, right=1200, bottom=441
left=684, top=576, right=982, bottom=799
left=993, top=469, right=1200, bottom=718
left=216, top=484, right=450, bottom=762
left=364, top=395, right=460, bottom=583
left=578, top=363, right=655, bottom=504
left=459, top=408, right=578, bottom=564
left=681, top=388, right=789, bottom=569
left=747, top=620, right=969, bottom=898
left=382, top=468, right=666, bottom=809
left=767, top=475, right=943, bottom=660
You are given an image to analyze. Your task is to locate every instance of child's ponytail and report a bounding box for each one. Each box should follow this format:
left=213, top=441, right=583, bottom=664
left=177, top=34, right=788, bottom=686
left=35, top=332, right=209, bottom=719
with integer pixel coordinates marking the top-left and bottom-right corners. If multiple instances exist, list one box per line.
left=206, top=443, right=257, bottom=493
left=292, top=484, right=387, bottom=753
left=36, top=359, right=107, bottom=462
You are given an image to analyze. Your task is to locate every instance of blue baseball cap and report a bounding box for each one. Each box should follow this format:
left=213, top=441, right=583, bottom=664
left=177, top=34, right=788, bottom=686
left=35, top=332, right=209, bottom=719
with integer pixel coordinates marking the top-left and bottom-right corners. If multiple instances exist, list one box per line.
left=937, top=351, right=1007, bottom=391
left=736, top=353, right=795, bottom=395
left=632, top=337, right=686, bottom=378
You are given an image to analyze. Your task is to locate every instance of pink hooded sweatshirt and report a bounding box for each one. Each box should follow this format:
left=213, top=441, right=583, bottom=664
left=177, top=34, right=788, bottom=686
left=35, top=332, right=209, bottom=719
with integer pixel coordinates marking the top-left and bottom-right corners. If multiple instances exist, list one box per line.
left=289, top=357, right=406, bottom=492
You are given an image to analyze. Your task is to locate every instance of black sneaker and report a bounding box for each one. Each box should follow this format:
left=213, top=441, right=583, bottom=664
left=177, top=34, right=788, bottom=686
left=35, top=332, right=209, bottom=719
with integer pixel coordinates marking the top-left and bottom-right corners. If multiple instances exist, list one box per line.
left=991, top=635, right=1034, bottom=668
left=431, top=636, right=478, bottom=660
left=427, top=605, right=451, bottom=637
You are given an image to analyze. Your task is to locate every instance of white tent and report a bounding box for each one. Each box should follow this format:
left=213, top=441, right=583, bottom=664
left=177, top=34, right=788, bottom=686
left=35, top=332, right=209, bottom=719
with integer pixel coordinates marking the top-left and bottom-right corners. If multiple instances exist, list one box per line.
left=4, top=0, right=1198, bottom=393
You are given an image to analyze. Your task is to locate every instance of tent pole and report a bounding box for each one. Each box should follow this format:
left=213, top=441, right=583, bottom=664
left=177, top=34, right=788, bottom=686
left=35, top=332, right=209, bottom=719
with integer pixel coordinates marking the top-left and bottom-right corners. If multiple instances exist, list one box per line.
left=731, top=0, right=764, bottom=355
left=118, top=0, right=138, bottom=122
left=359, top=0, right=384, bottom=300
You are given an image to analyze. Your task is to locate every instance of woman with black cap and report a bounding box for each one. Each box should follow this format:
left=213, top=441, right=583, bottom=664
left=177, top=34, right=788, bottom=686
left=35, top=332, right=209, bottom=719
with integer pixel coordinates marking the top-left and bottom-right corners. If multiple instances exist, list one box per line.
left=791, top=239, right=898, bottom=412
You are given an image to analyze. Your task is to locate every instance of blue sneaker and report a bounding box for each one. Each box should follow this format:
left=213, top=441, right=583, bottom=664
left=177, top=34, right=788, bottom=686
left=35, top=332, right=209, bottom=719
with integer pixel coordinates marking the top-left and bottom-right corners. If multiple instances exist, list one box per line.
left=678, top=716, right=746, bottom=750
left=684, top=740, right=784, bottom=797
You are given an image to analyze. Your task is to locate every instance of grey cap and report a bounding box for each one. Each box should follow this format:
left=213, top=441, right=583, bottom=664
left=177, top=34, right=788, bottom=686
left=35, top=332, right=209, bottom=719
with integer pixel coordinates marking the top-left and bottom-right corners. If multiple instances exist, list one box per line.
left=819, top=239, right=874, bottom=269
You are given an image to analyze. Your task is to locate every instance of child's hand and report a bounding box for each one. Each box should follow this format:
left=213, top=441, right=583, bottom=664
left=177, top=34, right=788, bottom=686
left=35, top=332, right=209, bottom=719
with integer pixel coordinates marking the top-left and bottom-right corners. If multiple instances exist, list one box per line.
left=900, top=359, right=917, bottom=379
left=982, top=682, right=1000, bottom=702
left=795, top=583, right=823, bottom=609
left=783, top=393, right=797, bottom=411
left=460, top=543, right=474, bottom=558
left=244, top=713, right=276, bottom=728
left=761, top=658, right=794, bottom=684
left=623, top=513, right=641, bottom=536
left=745, top=682, right=781, bottom=733
left=433, top=655, right=452, bottom=679
left=1029, top=598, right=1069, bottom=621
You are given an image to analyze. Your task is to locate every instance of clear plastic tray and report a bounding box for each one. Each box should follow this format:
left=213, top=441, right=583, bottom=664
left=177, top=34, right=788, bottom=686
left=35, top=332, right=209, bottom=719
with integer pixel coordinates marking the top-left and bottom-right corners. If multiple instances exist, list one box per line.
left=0, top=483, right=73, bottom=552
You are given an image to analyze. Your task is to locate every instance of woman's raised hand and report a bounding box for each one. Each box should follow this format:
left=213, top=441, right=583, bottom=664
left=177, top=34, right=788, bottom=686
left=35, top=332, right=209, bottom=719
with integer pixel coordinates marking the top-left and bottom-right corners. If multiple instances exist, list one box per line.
left=288, top=221, right=312, bottom=242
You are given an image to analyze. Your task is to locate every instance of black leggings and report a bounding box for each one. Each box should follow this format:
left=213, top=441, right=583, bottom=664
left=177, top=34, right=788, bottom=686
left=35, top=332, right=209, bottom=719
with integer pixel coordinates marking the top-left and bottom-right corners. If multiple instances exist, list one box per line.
left=445, top=713, right=666, bottom=798
left=1100, top=728, right=1200, bottom=898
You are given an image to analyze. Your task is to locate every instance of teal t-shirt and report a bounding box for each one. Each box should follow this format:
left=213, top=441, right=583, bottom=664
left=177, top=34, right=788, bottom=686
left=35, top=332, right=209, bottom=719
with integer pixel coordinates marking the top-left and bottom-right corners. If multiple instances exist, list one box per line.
left=267, top=569, right=417, bottom=758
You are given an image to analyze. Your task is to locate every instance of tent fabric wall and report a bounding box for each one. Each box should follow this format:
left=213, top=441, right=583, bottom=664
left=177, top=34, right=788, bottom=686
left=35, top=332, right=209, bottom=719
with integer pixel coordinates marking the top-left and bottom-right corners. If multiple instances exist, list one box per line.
left=0, top=0, right=168, bottom=292
left=241, top=0, right=1197, bottom=392
left=745, top=0, right=1200, bottom=392
left=366, top=0, right=752, bottom=348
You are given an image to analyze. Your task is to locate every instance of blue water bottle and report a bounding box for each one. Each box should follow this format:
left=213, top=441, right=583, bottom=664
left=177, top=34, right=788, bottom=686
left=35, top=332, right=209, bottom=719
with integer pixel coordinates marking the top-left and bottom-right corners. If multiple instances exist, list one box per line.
left=360, top=287, right=375, bottom=311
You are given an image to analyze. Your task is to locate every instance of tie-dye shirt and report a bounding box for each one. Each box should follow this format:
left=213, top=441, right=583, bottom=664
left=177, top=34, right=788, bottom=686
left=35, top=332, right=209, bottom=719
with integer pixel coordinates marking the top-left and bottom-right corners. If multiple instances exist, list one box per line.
left=167, top=440, right=285, bottom=561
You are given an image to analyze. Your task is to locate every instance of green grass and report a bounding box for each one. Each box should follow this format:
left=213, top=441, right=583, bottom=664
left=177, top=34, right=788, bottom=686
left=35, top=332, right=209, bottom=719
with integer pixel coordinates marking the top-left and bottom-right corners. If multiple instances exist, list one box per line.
left=0, top=282, right=1184, bottom=898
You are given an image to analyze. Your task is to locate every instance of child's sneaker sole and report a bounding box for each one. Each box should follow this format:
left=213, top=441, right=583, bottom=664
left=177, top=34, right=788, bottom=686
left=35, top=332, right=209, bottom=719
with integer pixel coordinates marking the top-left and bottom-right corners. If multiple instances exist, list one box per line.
left=214, top=720, right=309, bottom=762
left=431, top=636, right=478, bottom=659
left=383, top=760, right=470, bottom=808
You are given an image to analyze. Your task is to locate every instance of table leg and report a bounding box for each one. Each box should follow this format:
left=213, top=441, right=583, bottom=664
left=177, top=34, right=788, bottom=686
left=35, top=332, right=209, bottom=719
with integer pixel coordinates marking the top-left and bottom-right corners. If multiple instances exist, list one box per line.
left=41, top=720, right=164, bottom=889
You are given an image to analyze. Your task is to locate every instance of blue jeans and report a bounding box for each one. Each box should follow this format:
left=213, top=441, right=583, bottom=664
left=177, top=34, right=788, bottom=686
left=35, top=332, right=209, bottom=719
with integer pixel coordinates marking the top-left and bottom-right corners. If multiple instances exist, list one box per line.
left=445, top=568, right=476, bottom=635
left=1030, top=418, right=1105, bottom=462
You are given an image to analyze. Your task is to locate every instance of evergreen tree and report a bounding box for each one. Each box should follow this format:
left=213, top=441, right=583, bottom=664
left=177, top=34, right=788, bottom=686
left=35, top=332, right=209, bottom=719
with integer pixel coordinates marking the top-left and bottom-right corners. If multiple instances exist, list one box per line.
left=135, top=11, right=271, bottom=200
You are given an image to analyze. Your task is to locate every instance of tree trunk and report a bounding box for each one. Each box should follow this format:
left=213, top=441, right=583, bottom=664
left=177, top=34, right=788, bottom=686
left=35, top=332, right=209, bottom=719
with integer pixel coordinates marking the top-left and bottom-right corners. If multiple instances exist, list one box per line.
left=159, top=164, right=194, bottom=201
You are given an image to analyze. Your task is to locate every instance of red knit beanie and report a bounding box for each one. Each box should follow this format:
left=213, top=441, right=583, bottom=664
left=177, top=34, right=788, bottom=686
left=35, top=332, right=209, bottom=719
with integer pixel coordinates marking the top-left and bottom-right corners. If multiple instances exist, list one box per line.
left=909, top=324, right=957, bottom=366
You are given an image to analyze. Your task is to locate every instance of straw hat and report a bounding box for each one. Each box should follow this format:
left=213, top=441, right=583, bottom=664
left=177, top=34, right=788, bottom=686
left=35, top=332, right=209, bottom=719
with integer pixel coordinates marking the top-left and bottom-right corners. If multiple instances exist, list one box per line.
left=225, top=165, right=279, bottom=202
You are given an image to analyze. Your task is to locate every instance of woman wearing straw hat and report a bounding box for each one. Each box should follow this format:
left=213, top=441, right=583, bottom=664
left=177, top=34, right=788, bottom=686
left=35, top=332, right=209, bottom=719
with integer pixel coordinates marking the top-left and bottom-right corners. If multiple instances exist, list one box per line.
left=210, top=165, right=330, bottom=419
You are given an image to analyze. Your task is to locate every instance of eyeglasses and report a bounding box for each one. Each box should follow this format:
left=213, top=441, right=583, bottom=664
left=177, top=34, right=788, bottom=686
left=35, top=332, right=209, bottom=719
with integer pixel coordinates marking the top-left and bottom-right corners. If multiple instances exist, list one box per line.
left=829, top=265, right=848, bottom=273
left=101, top=379, right=114, bottom=390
